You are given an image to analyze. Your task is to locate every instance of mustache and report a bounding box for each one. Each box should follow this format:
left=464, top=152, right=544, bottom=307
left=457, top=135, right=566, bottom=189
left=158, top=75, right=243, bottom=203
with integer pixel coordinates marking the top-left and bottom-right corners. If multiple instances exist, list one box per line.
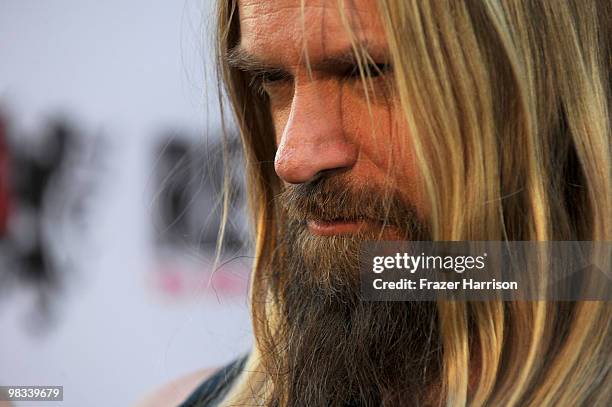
left=276, top=174, right=428, bottom=235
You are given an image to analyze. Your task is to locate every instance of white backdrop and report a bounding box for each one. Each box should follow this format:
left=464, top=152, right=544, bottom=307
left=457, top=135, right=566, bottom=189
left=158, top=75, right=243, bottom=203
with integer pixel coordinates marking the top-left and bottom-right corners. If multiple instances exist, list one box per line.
left=0, top=1, right=252, bottom=406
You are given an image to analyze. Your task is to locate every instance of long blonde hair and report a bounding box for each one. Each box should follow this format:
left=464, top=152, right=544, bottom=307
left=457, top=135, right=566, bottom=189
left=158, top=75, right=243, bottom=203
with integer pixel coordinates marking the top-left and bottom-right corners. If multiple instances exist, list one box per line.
left=214, top=0, right=611, bottom=405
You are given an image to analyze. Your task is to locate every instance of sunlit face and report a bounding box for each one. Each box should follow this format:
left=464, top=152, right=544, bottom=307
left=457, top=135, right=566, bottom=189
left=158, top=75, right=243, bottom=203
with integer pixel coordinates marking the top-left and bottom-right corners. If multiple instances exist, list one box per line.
left=233, top=5, right=436, bottom=402
left=235, top=0, right=426, bottom=238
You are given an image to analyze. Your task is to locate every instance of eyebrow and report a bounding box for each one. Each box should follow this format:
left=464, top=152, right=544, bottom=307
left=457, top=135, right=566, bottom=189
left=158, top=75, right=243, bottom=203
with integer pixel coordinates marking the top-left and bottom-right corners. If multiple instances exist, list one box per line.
left=226, top=44, right=388, bottom=76
left=227, top=46, right=277, bottom=71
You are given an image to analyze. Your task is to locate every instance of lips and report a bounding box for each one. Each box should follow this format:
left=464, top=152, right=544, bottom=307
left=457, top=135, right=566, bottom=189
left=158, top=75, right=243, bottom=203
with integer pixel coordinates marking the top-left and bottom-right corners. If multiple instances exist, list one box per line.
left=305, top=216, right=409, bottom=239
left=306, top=218, right=371, bottom=236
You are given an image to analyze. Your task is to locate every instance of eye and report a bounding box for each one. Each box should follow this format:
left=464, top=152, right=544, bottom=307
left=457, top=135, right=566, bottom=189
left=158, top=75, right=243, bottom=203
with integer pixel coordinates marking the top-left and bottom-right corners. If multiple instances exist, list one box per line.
left=346, top=63, right=392, bottom=79
left=249, top=69, right=292, bottom=96
left=259, top=70, right=289, bottom=84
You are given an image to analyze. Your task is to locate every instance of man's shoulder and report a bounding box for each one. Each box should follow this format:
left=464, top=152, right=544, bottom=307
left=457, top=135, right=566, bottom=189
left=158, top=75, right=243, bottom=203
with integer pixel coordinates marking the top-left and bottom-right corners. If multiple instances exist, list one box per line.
left=132, top=367, right=217, bottom=407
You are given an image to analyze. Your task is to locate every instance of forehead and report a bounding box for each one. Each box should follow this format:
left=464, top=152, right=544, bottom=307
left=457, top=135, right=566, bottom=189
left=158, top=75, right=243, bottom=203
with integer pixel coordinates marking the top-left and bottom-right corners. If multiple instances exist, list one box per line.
left=237, top=0, right=387, bottom=65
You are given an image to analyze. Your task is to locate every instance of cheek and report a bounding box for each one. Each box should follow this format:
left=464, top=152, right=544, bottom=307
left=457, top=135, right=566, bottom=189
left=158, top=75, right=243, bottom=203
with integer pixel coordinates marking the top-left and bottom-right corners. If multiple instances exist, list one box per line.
left=391, top=116, right=428, bottom=216
left=340, top=91, right=409, bottom=172
left=342, top=96, right=428, bottom=216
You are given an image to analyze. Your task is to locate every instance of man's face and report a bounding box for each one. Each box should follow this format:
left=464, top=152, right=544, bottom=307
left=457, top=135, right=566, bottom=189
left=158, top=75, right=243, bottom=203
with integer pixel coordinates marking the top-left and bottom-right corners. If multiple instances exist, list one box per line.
left=237, top=0, right=427, bottom=241
left=234, top=3, right=437, bottom=404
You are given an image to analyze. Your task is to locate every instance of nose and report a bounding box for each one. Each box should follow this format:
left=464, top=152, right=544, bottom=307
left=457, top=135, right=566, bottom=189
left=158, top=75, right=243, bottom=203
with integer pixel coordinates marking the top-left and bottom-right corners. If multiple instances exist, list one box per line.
left=274, top=83, right=358, bottom=184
